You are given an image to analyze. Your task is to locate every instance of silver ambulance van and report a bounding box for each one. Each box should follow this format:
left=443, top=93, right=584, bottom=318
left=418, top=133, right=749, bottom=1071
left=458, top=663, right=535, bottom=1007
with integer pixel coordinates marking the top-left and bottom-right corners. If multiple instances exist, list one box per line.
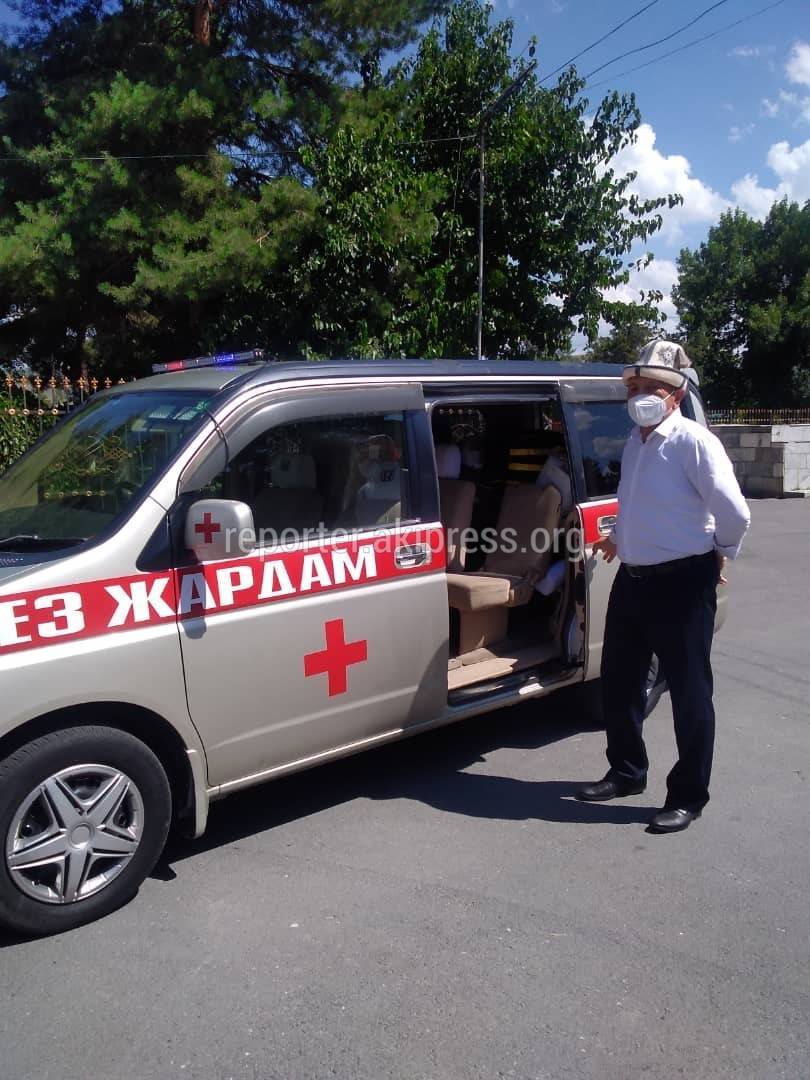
left=0, top=353, right=721, bottom=934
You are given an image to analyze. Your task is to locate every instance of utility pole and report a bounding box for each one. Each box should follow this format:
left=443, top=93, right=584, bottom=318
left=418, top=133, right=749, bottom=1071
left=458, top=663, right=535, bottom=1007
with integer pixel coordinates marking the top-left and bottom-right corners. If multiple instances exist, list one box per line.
left=476, top=60, right=537, bottom=361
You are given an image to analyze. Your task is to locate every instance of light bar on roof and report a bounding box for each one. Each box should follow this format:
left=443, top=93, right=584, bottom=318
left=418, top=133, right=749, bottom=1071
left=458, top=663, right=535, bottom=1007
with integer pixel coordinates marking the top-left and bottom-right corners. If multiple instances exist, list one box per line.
left=152, top=349, right=265, bottom=374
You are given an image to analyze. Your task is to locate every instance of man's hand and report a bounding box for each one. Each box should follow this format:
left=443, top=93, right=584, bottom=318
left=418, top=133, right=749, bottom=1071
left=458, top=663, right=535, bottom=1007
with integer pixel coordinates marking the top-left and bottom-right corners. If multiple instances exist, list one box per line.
left=593, top=535, right=618, bottom=563
left=716, top=552, right=728, bottom=585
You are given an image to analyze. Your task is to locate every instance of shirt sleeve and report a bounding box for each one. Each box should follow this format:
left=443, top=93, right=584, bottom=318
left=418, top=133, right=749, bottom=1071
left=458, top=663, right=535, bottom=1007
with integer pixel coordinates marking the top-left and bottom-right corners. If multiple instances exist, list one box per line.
left=686, top=430, right=751, bottom=559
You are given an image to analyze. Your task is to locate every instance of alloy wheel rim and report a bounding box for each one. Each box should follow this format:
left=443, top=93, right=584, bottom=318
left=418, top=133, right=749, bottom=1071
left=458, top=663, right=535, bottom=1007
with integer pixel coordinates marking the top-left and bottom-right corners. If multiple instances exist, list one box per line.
left=6, top=764, right=145, bottom=905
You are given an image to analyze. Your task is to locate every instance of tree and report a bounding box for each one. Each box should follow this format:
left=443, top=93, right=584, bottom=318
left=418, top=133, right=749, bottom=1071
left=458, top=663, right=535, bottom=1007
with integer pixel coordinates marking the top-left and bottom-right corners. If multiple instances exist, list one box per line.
left=294, top=0, right=681, bottom=358
left=587, top=320, right=661, bottom=365
left=0, top=0, right=682, bottom=371
left=674, top=200, right=810, bottom=406
left=0, top=0, right=445, bottom=373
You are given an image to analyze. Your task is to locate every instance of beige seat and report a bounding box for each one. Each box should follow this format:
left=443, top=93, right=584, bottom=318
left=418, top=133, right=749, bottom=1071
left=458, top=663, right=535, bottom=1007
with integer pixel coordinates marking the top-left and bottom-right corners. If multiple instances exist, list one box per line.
left=447, top=484, right=562, bottom=653
left=438, top=477, right=476, bottom=570
left=252, top=453, right=324, bottom=536
left=435, top=444, right=475, bottom=571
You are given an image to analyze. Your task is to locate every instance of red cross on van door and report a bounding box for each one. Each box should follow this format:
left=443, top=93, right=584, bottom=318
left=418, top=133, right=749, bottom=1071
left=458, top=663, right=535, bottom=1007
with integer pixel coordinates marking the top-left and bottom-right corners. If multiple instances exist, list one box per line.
left=195, top=512, right=221, bottom=544
left=304, top=619, right=368, bottom=697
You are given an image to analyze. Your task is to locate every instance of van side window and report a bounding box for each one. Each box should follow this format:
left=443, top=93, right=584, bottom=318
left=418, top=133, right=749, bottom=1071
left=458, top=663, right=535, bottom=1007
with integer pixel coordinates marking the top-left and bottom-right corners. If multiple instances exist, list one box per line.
left=573, top=402, right=635, bottom=499
left=205, top=412, right=411, bottom=541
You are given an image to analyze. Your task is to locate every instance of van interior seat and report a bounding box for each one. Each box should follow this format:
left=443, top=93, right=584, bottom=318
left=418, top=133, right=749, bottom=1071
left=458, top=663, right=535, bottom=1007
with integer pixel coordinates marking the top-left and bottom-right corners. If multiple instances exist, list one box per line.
left=435, top=443, right=475, bottom=571
left=446, top=483, right=562, bottom=653
left=438, top=477, right=476, bottom=570
left=252, top=452, right=324, bottom=535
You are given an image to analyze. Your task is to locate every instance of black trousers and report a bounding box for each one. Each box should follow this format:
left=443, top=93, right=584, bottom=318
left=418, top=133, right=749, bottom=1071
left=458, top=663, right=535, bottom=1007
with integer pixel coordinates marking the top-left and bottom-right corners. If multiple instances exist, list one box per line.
left=601, top=552, right=719, bottom=811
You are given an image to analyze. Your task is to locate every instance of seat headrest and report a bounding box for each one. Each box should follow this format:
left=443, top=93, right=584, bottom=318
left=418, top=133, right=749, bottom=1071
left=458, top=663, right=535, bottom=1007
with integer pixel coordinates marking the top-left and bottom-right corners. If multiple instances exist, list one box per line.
left=269, top=453, right=317, bottom=489
left=435, top=443, right=462, bottom=479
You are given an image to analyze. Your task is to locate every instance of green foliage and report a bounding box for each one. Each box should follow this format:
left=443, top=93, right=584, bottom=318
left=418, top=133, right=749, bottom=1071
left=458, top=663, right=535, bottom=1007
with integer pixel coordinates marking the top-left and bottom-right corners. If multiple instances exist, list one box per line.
left=0, top=396, right=50, bottom=473
left=280, top=1, right=680, bottom=358
left=0, top=0, right=444, bottom=371
left=674, top=200, right=810, bottom=407
left=587, top=320, right=661, bottom=365
left=0, top=0, right=681, bottom=370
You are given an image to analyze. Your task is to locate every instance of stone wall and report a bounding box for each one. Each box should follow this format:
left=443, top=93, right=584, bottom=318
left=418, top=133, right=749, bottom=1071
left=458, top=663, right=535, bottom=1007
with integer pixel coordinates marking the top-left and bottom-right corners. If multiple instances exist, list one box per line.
left=713, top=424, right=810, bottom=497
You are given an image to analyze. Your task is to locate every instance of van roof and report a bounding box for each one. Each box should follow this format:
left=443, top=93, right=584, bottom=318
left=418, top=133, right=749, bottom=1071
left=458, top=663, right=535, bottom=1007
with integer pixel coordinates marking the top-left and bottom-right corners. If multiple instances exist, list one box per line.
left=126, top=357, right=626, bottom=396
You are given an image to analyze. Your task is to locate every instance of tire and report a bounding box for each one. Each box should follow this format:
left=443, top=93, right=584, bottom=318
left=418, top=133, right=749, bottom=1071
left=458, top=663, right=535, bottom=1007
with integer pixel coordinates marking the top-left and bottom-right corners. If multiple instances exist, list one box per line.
left=644, top=654, right=667, bottom=718
left=0, top=725, right=171, bottom=937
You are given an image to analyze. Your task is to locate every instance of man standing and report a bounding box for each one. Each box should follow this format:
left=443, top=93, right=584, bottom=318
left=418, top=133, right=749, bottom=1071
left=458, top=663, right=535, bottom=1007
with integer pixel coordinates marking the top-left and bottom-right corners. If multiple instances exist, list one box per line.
left=577, top=340, right=751, bottom=833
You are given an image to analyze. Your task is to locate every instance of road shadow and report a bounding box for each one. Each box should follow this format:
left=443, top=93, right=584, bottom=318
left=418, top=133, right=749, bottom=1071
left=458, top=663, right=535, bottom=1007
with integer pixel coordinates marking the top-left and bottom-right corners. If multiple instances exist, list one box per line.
left=0, top=686, right=650, bottom=947
left=157, top=683, right=653, bottom=872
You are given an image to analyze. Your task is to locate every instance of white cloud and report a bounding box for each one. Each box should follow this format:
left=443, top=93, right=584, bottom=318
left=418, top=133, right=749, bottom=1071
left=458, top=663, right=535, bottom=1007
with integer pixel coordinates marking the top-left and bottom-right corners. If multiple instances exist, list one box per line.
left=730, top=138, right=810, bottom=218
left=610, top=123, right=730, bottom=242
left=602, top=257, right=679, bottom=328
left=786, top=41, right=810, bottom=86
left=728, top=124, right=755, bottom=143
left=730, top=174, right=778, bottom=219
left=729, top=46, right=761, bottom=58
left=761, top=97, right=779, bottom=118
left=779, top=87, right=810, bottom=123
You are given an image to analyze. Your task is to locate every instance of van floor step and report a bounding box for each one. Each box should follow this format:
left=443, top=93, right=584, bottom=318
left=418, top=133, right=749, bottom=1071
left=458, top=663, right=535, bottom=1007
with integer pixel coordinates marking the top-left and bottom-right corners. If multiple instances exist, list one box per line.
left=447, top=640, right=560, bottom=691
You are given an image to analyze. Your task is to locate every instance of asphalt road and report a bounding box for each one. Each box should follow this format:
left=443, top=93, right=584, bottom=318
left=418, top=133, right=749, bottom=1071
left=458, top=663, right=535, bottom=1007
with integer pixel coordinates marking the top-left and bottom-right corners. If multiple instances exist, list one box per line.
left=1, top=499, right=808, bottom=1080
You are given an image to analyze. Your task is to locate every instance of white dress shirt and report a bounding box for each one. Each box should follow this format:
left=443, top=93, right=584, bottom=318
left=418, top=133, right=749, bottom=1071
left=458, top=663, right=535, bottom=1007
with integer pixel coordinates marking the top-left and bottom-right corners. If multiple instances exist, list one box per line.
left=614, top=408, right=750, bottom=566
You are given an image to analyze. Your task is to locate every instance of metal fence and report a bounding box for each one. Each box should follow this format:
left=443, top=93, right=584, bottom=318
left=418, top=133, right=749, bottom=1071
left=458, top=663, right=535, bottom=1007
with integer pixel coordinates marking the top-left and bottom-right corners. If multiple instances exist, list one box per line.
left=0, top=372, right=136, bottom=472
left=707, top=408, right=810, bottom=425
left=2, top=371, right=131, bottom=425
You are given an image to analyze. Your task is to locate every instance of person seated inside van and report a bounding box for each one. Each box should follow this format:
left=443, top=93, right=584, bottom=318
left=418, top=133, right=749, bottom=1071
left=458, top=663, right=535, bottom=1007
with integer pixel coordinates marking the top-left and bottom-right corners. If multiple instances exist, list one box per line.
left=354, top=433, right=402, bottom=527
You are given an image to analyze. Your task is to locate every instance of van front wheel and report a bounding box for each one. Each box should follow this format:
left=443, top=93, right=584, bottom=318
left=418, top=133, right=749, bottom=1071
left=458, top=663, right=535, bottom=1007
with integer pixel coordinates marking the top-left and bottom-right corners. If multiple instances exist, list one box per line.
left=0, top=726, right=171, bottom=937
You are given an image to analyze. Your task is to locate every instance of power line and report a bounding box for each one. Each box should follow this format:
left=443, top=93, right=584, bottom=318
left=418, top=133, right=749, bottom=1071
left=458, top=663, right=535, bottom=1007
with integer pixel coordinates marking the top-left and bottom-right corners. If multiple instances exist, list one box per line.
left=0, top=151, right=299, bottom=163
left=540, top=0, right=664, bottom=85
left=0, top=132, right=480, bottom=165
left=585, top=0, right=788, bottom=90
left=583, top=0, right=731, bottom=80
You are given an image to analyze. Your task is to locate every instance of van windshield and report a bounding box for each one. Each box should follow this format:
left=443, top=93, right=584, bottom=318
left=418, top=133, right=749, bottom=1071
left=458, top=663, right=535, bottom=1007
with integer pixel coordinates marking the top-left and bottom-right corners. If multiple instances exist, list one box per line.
left=0, top=390, right=213, bottom=550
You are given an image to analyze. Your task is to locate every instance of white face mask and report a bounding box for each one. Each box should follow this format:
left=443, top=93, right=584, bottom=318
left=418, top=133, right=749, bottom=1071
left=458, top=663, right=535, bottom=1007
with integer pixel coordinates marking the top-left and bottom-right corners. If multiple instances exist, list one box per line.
left=627, top=392, right=672, bottom=427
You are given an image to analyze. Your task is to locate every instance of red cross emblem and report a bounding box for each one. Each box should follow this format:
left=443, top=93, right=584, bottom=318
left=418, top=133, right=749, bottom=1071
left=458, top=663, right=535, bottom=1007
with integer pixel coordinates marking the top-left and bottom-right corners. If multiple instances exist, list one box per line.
left=194, top=512, right=221, bottom=544
left=304, top=619, right=368, bottom=697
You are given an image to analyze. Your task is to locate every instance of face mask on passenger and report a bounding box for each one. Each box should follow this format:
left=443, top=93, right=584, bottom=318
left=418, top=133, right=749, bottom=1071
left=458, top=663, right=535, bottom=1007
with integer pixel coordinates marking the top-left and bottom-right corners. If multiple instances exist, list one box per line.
left=627, top=392, right=672, bottom=427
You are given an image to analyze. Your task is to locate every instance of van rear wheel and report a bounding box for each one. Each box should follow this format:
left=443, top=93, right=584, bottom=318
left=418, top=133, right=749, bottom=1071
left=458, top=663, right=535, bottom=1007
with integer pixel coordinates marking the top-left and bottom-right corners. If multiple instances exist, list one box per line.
left=0, top=726, right=171, bottom=937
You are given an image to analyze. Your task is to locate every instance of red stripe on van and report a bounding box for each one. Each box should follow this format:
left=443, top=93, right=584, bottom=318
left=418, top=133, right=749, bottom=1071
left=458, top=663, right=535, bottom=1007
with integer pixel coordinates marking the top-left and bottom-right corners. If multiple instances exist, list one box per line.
left=578, top=500, right=619, bottom=546
left=0, top=524, right=446, bottom=658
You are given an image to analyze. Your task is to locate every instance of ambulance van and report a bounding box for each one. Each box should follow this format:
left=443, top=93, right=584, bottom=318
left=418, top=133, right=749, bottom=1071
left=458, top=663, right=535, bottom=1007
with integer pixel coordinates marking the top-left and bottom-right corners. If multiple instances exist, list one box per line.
left=0, top=352, right=720, bottom=934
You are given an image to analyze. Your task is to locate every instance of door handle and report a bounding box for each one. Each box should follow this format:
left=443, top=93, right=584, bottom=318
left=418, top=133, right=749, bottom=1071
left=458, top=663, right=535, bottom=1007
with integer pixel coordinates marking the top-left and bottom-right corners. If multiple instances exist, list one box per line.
left=597, top=514, right=617, bottom=535
left=395, top=543, right=429, bottom=569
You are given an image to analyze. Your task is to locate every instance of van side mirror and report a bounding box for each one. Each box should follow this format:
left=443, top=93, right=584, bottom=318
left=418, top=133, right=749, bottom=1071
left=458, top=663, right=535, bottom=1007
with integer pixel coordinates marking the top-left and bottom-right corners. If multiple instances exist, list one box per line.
left=185, top=499, right=256, bottom=561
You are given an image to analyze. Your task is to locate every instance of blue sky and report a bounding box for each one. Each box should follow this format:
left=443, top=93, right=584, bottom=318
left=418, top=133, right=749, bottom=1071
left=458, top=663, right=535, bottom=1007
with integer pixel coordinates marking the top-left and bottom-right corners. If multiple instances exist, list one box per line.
left=494, top=0, right=810, bottom=331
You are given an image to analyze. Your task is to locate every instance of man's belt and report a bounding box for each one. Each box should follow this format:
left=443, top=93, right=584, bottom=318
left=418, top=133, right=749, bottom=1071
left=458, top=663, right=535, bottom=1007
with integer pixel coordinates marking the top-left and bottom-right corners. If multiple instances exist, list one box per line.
left=622, top=552, right=714, bottom=579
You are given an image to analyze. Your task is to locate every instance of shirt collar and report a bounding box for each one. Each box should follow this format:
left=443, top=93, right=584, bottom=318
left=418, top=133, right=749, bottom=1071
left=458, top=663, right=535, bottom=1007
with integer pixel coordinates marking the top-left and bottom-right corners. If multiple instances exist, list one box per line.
left=648, top=407, right=682, bottom=441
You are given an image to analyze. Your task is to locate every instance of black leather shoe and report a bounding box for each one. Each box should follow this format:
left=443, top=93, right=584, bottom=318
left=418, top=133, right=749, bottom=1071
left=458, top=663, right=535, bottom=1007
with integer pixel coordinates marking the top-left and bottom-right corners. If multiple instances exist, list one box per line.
left=576, top=777, right=646, bottom=802
left=648, top=807, right=702, bottom=833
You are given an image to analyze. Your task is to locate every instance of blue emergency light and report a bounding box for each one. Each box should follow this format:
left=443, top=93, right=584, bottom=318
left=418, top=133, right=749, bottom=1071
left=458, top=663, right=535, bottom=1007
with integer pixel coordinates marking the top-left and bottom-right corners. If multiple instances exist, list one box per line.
left=152, top=349, right=265, bottom=375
